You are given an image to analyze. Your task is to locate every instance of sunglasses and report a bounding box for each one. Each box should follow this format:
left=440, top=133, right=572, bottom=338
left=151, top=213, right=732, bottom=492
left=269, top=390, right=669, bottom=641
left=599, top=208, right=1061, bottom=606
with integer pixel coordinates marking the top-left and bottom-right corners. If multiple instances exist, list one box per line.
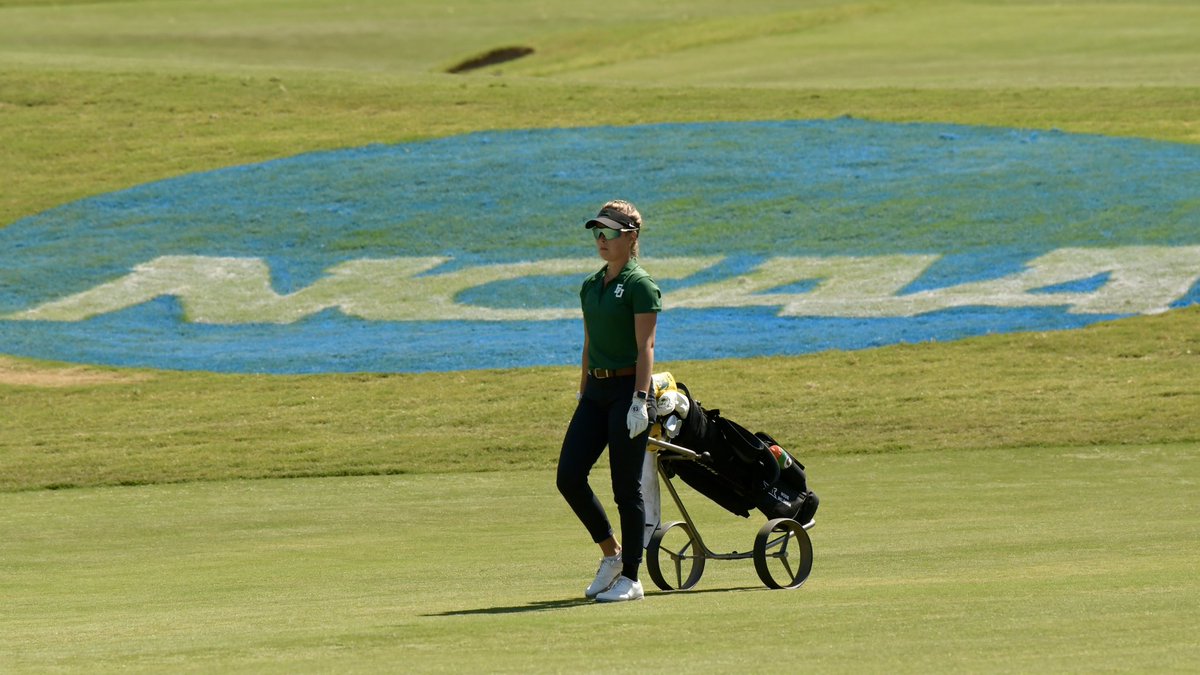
left=592, top=227, right=624, bottom=241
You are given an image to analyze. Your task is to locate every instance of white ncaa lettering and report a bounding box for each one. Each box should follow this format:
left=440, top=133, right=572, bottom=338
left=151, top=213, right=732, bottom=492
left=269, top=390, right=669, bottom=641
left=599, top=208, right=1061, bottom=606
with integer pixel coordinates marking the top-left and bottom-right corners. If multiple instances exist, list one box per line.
left=666, top=246, right=1200, bottom=317
left=889, top=246, right=1200, bottom=316
left=667, top=254, right=941, bottom=317
left=5, top=255, right=718, bottom=323
left=4, top=246, right=1197, bottom=324
left=614, top=283, right=625, bottom=298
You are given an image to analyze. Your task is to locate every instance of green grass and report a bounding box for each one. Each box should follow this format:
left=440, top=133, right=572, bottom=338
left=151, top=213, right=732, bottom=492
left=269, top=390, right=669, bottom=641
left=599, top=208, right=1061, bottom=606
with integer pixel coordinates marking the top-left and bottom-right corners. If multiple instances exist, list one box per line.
left=2, top=0, right=1199, bottom=671
left=3, top=447, right=1198, bottom=672
left=512, top=2, right=1200, bottom=87
left=3, top=307, right=1199, bottom=492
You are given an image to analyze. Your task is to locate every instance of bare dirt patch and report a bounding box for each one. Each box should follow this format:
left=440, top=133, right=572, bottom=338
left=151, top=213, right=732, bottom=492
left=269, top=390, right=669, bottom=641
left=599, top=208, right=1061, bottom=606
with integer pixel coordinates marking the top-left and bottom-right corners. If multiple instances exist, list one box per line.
left=0, top=357, right=150, bottom=388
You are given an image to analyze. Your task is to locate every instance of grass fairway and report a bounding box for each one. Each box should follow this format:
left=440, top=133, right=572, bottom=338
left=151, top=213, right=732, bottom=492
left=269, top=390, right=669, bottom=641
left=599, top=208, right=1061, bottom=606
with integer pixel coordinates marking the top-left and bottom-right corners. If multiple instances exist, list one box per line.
left=3, top=446, right=1198, bottom=672
left=2, top=0, right=1199, bottom=671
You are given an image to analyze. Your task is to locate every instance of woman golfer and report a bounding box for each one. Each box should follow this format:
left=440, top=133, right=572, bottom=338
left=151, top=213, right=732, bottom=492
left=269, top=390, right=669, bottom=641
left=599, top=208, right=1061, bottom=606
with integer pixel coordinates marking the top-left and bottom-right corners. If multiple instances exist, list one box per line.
left=557, top=199, right=661, bottom=603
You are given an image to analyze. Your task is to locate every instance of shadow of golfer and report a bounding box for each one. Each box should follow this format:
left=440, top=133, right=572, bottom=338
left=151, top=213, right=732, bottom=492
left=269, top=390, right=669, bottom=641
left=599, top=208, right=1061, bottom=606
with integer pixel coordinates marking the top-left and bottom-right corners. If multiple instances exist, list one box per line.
left=424, top=586, right=761, bottom=616
left=424, top=598, right=593, bottom=616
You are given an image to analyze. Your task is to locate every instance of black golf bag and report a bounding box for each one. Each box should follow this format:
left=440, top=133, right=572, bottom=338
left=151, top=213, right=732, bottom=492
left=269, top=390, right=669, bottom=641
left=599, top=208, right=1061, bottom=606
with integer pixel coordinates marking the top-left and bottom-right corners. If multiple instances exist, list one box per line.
left=658, top=382, right=819, bottom=525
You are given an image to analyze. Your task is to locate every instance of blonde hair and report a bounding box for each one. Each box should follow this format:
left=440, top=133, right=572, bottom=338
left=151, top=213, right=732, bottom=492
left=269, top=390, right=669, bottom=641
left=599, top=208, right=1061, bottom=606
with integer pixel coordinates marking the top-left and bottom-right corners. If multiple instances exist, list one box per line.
left=600, top=199, right=643, bottom=258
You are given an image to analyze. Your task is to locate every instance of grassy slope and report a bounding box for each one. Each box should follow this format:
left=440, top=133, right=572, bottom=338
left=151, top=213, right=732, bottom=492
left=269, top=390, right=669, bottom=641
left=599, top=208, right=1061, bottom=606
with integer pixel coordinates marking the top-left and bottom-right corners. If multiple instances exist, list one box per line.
left=3, top=306, right=1197, bottom=492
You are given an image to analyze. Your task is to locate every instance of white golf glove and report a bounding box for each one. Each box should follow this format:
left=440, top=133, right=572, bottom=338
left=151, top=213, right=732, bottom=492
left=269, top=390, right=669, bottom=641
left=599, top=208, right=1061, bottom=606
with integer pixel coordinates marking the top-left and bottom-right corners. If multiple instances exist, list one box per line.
left=627, top=394, right=650, bottom=439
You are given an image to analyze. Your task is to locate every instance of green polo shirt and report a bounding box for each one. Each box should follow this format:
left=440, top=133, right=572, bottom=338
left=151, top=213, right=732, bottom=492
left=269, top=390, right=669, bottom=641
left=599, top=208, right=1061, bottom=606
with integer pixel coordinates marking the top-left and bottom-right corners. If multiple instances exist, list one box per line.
left=580, top=259, right=662, bottom=370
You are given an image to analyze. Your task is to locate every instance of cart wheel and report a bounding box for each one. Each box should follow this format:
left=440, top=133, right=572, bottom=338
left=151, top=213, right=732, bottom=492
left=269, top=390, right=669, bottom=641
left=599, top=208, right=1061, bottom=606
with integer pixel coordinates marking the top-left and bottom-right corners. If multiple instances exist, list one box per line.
left=646, top=521, right=706, bottom=591
left=753, top=518, right=813, bottom=590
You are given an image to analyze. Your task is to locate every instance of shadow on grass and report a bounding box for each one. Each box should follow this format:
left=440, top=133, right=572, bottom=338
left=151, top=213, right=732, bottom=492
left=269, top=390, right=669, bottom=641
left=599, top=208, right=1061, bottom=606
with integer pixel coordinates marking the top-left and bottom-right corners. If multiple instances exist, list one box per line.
left=425, top=586, right=762, bottom=616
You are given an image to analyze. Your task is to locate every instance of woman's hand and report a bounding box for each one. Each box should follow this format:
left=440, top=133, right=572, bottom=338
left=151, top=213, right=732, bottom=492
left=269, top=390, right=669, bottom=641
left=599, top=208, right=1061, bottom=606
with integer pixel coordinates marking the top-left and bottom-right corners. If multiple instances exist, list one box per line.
left=627, top=394, right=650, bottom=438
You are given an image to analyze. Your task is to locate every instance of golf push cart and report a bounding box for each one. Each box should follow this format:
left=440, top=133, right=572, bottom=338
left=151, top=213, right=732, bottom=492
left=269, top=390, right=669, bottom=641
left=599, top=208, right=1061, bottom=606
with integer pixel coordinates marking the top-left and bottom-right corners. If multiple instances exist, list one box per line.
left=641, top=374, right=819, bottom=592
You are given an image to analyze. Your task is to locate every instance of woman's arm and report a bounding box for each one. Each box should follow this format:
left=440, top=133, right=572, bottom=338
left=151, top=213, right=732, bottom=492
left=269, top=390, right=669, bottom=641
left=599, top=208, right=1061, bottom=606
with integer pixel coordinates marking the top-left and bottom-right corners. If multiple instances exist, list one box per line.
left=633, top=312, right=657, bottom=394
left=579, top=325, right=590, bottom=396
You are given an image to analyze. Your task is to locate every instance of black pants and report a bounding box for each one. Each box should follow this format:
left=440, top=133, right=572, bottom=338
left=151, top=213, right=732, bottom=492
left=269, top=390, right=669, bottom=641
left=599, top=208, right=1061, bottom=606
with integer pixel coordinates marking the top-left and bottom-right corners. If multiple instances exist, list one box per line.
left=557, top=374, right=647, bottom=581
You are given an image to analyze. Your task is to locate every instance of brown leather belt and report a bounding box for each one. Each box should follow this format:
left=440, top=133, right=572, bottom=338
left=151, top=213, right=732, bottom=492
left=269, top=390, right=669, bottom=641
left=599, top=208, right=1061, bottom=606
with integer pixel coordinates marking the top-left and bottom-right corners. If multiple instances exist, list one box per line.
left=589, top=367, right=637, bottom=379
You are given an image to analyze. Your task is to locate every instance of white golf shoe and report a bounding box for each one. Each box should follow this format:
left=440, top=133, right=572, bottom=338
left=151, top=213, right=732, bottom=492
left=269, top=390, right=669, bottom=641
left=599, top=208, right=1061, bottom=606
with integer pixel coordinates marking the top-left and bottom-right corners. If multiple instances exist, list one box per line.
left=595, top=576, right=643, bottom=603
left=584, top=554, right=623, bottom=599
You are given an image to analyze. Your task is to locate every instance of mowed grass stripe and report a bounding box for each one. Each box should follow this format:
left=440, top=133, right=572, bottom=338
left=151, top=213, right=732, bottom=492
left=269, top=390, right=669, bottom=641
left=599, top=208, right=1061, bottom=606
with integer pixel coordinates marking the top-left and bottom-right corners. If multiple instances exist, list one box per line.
left=520, top=1, right=1200, bottom=87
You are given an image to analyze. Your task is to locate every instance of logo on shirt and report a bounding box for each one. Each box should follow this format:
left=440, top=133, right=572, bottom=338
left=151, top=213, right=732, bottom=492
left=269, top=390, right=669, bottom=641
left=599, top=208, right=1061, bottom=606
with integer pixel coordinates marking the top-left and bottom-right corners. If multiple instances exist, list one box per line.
left=2, top=120, right=1197, bottom=373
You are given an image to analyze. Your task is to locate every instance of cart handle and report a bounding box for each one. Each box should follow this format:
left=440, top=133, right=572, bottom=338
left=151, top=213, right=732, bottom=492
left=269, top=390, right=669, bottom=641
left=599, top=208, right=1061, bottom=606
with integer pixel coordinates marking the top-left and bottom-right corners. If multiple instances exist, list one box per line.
left=647, top=437, right=704, bottom=461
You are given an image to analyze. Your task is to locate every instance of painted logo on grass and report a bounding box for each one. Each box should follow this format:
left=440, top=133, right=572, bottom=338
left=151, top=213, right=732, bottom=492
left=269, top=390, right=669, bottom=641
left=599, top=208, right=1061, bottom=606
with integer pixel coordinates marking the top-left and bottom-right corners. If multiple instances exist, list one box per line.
left=1, top=119, right=1197, bottom=373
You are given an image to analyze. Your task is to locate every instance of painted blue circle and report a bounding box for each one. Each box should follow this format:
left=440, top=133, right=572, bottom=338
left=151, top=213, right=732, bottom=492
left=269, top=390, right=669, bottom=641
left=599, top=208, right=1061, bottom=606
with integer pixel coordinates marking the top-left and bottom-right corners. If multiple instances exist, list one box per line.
left=1, top=119, right=1197, bottom=373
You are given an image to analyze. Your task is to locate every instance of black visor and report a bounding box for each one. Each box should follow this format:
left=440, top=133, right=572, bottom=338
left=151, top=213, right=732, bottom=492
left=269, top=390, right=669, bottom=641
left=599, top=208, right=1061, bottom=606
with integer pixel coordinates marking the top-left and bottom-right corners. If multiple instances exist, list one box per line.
left=584, top=209, right=638, bottom=231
